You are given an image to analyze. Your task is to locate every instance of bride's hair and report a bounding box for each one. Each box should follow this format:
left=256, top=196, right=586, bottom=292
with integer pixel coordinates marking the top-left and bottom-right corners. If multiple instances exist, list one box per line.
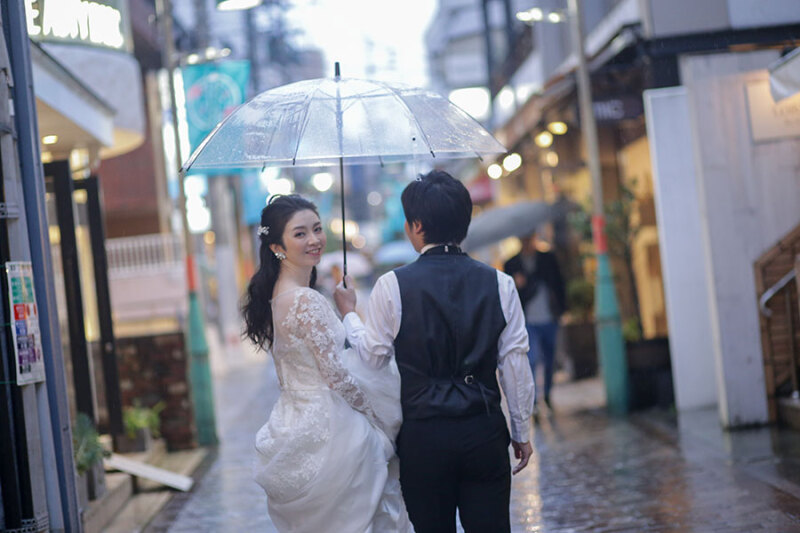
left=242, top=194, right=319, bottom=350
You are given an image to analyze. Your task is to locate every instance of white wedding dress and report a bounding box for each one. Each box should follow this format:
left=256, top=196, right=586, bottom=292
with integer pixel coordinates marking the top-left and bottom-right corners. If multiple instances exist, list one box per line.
left=255, top=287, right=413, bottom=533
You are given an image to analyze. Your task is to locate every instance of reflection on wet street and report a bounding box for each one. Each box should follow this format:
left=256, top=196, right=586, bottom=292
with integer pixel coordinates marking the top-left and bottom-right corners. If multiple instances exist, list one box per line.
left=150, top=357, right=800, bottom=532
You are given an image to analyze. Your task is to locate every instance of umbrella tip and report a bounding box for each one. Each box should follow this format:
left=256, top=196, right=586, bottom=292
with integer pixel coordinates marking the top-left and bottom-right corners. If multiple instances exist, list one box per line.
left=335, top=62, right=340, bottom=78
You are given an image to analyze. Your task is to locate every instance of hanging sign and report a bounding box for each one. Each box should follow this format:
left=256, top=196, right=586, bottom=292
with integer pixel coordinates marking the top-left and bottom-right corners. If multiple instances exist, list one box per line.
left=5, top=262, right=46, bottom=385
left=181, top=61, right=251, bottom=154
left=24, top=0, right=132, bottom=52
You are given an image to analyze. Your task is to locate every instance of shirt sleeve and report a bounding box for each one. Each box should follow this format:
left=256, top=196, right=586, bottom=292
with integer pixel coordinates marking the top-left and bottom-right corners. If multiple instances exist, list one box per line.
left=288, top=290, right=384, bottom=432
left=496, top=270, right=535, bottom=443
left=342, top=272, right=401, bottom=370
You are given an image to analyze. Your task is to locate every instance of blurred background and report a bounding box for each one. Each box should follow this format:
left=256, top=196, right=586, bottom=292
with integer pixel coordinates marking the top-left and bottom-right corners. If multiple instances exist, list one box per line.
left=2, top=0, right=800, bottom=531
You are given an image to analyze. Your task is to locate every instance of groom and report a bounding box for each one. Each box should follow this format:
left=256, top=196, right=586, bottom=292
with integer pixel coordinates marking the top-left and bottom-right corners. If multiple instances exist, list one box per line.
left=335, top=170, right=535, bottom=532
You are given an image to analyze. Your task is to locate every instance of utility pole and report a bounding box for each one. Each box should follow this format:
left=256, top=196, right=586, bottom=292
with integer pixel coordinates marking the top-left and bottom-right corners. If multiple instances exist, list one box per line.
left=566, top=0, right=629, bottom=414
left=155, top=0, right=219, bottom=446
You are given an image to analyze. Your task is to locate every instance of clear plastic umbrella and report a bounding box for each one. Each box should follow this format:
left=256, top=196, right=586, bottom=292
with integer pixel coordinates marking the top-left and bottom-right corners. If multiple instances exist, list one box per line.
left=318, top=251, right=372, bottom=278
left=183, top=63, right=506, bottom=277
left=461, top=201, right=557, bottom=253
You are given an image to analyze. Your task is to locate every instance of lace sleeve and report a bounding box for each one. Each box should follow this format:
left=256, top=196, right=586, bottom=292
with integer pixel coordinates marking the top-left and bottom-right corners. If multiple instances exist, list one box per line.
left=288, top=290, right=384, bottom=432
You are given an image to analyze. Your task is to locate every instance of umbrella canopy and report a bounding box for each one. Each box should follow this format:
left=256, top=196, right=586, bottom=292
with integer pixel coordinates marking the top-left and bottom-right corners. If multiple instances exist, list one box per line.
left=461, top=201, right=556, bottom=253
left=182, top=76, right=506, bottom=172
left=182, top=64, right=506, bottom=281
left=374, top=240, right=418, bottom=265
left=318, top=251, right=372, bottom=278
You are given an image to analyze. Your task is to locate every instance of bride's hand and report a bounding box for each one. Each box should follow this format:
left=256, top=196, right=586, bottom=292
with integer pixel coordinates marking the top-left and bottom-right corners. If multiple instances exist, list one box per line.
left=334, top=275, right=357, bottom=316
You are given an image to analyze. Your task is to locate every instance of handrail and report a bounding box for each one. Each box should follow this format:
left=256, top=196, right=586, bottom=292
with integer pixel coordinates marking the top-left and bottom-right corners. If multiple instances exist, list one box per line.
left=760, top=269, right=797, bottom=317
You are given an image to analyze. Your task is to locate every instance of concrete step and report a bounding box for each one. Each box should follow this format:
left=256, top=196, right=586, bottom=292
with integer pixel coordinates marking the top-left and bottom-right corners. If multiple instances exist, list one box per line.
left=103, top=492, right=173, bottom=533
left=778, top=396, right=800, bottom=430
left=83, top=472, right=133, bottom=533
left=102, top=446, right=211, bottom=532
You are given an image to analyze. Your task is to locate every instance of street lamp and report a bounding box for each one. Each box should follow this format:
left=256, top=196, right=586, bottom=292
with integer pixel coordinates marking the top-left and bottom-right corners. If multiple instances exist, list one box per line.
left=517, top=0, right=629, bottom=415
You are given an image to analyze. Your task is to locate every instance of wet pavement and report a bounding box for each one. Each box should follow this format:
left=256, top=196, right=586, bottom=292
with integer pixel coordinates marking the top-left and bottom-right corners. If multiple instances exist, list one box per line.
left=148, top=346, right=800, bottom=532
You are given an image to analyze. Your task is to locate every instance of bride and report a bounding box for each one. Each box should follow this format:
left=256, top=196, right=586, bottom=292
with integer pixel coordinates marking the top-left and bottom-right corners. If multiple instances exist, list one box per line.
left=242, top=194, right=413, bottom=532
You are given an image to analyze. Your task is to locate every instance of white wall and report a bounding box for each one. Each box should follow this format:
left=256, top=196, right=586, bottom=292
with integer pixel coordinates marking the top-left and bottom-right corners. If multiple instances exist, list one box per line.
left=680, top=49, right=800, bottom=427
left=643, top=87, right=719, bottom=412
left=727, top=0, right=800, bottom=29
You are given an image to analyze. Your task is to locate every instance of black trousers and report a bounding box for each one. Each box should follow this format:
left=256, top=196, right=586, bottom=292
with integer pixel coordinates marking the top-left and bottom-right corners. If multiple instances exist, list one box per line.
left=396, top=411, right=511, bottom=533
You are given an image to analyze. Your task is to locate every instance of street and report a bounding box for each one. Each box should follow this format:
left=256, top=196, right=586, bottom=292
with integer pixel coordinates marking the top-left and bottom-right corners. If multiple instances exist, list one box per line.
left=145, top=349, right=800, bottom=533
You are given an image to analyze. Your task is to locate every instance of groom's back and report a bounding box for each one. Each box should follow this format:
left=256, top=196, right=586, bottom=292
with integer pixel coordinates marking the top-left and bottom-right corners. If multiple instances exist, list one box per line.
left=393, top=249, right=506, bottom=420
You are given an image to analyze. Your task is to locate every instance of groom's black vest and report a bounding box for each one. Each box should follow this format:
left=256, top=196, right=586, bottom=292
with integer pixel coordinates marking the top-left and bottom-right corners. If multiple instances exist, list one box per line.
left=393, top=245, right=507, bottom=420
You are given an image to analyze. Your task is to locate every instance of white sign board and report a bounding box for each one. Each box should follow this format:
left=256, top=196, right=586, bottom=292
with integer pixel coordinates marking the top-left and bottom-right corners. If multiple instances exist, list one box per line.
left=745, top=80, right=800, bottom=143
left=24, top=0, right=132, bottom=52
left=5, top=262, right=46, bottom=385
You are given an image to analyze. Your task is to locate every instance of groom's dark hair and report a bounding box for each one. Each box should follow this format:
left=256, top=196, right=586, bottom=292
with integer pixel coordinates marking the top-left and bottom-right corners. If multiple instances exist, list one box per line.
left=401, top=170, right=472, bottom=244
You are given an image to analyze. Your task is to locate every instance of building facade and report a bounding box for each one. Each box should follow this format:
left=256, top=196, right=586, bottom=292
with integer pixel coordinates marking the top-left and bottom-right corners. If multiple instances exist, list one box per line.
left=426, top=0, right=800, bottom=427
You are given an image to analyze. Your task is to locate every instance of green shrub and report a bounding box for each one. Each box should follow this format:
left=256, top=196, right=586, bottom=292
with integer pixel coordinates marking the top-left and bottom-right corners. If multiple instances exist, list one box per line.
left=123, top=400, right=165, bottom=439
left=567, top=278, right=594, bottom=322
left=72, top=413, right=109, bottom=475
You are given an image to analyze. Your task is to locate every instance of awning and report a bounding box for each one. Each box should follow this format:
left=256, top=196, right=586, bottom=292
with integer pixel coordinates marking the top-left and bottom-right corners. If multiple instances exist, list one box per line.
left=769, top=48, right=800, bottom=102
left=30, top=42, right=115, bottom=156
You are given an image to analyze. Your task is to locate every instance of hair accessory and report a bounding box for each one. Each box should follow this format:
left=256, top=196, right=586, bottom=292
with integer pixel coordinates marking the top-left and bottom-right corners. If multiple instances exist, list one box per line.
left=257, top=225, right=269, bottom=237
left=274, top=251, right=286, bottom=261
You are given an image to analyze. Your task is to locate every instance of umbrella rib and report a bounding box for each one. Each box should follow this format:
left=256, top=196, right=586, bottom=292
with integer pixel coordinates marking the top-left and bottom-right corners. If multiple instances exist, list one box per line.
left=182, top=101, right=243, bottom=172
left=259, top=99, right=284, bottom=168
left=380, top=83, right=436, bottom=158
left=291, top=82, right=323, bottom=165
left=355, top=89, right=383, bottom=161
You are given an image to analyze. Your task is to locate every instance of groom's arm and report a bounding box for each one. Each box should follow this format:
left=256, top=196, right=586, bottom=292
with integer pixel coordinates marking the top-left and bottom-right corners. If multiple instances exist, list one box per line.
left=338, top=272, right=400, bottom=370
left=496, top=271, right=536, bottom=447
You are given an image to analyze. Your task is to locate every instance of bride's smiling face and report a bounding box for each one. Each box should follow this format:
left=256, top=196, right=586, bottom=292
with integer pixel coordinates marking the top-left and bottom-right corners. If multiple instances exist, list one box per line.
left=272, top=209, right=325, bottom=268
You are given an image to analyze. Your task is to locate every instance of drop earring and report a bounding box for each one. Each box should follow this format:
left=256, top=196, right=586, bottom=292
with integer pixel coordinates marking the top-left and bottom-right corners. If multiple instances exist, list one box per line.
left=274, top=251, right=286, bottom=261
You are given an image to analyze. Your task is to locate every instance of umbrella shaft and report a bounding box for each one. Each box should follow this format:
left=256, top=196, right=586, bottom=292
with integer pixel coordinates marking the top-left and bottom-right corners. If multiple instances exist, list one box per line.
left=339, top=156, right=347, bottom=286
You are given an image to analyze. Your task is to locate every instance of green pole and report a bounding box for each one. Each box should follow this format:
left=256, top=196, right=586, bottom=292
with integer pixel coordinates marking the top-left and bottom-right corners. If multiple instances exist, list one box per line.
left=594, top=251, right=629, bottom=414
left=187, top=279, right=218, bottom=445
left=156, top=0, right=219, bottom=445
left=567, top=0, right=629, bottom=415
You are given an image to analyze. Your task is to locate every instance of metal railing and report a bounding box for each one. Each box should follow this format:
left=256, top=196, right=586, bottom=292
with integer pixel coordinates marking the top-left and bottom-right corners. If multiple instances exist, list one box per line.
left=760, top=268, right=799, bottom=400
left=105, top=233, right=183, bottom=276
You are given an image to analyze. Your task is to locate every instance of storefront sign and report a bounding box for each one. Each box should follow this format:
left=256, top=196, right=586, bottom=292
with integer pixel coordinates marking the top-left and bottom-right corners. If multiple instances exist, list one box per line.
left=24, top=0, right=132, bottom=52
left=746, top=80, right=800, bottom=143
left=5, top=262, right=45, bottom=385
left=593, top=96, right=643, bottom=123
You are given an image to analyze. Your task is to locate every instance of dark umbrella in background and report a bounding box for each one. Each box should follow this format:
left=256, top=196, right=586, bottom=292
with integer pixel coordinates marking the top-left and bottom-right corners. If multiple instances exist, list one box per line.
left=182, top=63, right=506, bottom=282
left=461, top=201, right=558, bottom=253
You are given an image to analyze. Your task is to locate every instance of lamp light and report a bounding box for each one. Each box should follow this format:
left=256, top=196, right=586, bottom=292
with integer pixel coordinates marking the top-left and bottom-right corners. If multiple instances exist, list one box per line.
left=534, top=131, right=553, bottom=148
left=216, top=0, right=262, bottom=10
left=547, top=121, right=568, bottom=135
left=502, top=153, right=522, bottom=172
left=487, top=163, right=503, bottom=179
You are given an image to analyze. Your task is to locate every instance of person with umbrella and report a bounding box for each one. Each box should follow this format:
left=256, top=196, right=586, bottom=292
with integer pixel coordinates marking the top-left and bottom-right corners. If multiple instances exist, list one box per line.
left=242, top=195, right=412, bottom=532
left=503, top=230, right=566, bottom=413
left=335, top=170, right=535, bottom=532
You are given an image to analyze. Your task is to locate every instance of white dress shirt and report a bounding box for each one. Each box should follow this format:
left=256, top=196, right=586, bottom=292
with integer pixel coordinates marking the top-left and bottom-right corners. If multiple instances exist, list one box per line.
left=342, top=264, right=536, bottom=443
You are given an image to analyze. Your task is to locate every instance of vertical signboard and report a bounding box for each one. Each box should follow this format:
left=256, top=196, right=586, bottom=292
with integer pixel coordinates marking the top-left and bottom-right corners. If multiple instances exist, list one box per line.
left=5, top=262, right=46, bottom=385
left=181, top=60, right=251, bottom=154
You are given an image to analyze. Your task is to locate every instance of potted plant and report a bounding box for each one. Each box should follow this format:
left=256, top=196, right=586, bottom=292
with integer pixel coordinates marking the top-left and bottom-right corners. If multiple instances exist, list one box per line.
left=562, top=278, right=598, bottom=380
left=72, top=413, right=110, bottom=504
left=569, top=181, right=673, bottom=409
left=116, top=400, right=165, bottom=454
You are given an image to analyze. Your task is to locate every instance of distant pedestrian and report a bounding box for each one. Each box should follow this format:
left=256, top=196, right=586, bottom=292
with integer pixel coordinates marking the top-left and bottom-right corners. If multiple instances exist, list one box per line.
left=504, top=231, right=566, bottom=412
